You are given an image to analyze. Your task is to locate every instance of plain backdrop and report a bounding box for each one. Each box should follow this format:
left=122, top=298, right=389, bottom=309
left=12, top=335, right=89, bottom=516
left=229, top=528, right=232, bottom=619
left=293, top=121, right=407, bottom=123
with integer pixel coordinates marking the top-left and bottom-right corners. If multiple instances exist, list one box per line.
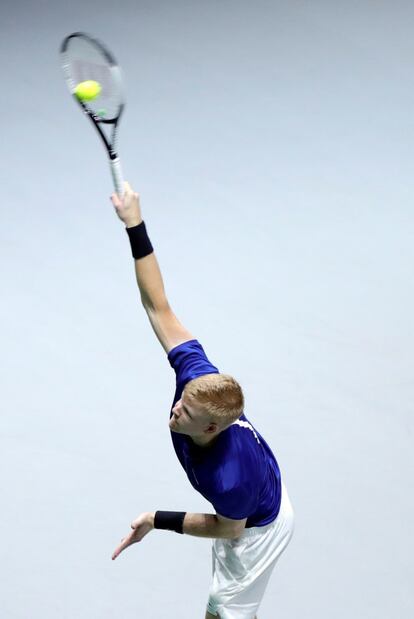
left=1, top=1, right=413, bottom=617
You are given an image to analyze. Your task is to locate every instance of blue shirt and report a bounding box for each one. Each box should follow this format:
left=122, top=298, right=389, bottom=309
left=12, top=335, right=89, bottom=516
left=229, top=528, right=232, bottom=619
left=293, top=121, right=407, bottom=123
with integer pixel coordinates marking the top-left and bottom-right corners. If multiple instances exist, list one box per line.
left=168, top=339, right=282, bottom=527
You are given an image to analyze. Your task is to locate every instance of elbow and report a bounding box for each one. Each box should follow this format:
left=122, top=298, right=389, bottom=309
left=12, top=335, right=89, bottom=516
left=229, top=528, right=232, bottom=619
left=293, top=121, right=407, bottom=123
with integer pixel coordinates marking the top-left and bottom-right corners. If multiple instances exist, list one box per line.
left=215, top=517, right=245, bottom=539
left=141, top=293, right=170, bottom=314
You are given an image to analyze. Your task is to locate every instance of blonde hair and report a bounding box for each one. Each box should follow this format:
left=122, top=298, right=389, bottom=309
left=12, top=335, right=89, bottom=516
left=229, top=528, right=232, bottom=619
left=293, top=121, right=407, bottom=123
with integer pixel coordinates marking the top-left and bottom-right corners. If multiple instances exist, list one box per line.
left=183, top=373, right=244, bottom=427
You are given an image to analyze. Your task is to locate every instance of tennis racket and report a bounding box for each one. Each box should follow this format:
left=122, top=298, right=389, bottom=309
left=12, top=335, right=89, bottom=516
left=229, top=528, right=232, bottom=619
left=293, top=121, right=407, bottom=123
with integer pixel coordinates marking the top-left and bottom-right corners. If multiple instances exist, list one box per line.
left=60, top=32, right=125, bottom=196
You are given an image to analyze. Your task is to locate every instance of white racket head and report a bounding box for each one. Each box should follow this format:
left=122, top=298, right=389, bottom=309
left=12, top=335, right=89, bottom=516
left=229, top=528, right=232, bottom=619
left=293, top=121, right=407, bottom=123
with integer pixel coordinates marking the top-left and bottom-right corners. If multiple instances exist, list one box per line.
left=60, top=32, right=126, bottom=196
left=61, top=32, right=125, bottom=123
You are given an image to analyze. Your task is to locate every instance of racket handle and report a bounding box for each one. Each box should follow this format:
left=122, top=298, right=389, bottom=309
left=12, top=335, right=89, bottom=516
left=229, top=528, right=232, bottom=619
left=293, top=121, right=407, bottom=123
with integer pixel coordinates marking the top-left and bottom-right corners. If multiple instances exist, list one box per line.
left=110, top=157, right=125, bottom=197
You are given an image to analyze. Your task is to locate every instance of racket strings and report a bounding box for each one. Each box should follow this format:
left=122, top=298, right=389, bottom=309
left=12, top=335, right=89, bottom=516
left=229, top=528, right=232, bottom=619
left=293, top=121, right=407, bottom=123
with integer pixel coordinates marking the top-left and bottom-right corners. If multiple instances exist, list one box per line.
left=72, top=59, right=111, bottom=90
left=63, top=36, right=123, bottom=121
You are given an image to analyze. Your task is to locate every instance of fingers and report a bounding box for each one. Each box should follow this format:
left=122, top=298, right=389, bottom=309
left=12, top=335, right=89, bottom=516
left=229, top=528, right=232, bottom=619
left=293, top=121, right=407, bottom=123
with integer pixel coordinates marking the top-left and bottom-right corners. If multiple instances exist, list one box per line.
left=111, top=528, right=143, bottom=561
left=112, top=545, right=124, bottom=561
left=112, top=533, right=138, bottom=561
left=112, top=542, right=126, bottom=561
left=110, top=182, right=139, bottom=205
left=111, top=193, right=121, bottom=207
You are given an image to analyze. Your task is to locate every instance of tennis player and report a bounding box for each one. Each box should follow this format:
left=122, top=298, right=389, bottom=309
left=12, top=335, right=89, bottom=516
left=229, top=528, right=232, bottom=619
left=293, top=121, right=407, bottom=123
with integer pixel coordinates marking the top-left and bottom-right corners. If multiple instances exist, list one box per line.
left=111, top=182, right=295, bottom=619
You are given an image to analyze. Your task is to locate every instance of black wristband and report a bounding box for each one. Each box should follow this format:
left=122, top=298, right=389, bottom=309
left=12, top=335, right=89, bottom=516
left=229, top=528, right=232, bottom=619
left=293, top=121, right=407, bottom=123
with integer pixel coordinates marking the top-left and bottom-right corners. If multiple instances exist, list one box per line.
left=154, top=511, right=186, bottom=534
left=126, top=221, right=154, bottom=260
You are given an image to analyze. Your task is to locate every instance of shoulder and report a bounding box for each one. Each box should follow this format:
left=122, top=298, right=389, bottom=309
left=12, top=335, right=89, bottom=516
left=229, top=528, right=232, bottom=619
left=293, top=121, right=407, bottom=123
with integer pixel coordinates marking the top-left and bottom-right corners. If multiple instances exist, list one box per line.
left=168, top=339, right=219, bottom=387
left=205, top=463, right=259, bottom=520
left=195, top=427, right=261, bottom=518
left=202, top=425, right=258, bottom=492
left=167, top=339, right=207, bottom=364
left=231, top=416, right=262, bottom=446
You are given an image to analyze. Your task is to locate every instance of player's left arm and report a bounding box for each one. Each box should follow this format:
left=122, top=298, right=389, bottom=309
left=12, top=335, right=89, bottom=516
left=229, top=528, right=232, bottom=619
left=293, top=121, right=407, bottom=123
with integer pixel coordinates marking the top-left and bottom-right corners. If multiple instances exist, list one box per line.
left=183, top=512, right=247, bottom=538
left=111, top=511, right=247, bottom=560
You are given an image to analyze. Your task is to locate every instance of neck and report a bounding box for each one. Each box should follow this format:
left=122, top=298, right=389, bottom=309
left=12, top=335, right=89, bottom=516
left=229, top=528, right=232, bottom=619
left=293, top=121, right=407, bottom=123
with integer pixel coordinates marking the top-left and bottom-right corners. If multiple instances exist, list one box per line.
left=191, top=433, right=219, bottom=448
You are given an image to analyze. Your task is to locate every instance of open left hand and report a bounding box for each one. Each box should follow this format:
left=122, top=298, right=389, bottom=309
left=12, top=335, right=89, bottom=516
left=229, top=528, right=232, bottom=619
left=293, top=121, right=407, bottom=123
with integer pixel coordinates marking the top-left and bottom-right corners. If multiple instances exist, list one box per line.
left=112, top=512, right=154, bottom=560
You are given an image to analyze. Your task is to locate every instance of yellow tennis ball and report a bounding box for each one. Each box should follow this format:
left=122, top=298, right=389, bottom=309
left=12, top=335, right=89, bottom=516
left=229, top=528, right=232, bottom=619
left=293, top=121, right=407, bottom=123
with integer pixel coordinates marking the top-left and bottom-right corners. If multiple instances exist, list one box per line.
left=74, top=80, right=102, bottom=101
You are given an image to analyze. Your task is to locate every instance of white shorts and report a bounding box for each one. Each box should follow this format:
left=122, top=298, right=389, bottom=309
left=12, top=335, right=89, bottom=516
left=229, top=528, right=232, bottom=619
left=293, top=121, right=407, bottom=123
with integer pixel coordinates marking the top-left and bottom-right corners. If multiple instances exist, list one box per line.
left=206, top=483, right=295, bottom=619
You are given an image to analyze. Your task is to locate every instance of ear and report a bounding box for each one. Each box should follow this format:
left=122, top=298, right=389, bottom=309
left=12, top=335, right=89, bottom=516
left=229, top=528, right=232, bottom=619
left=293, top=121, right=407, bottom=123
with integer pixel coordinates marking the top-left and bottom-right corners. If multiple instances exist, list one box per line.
left=205, top=423, right=218, bottom=434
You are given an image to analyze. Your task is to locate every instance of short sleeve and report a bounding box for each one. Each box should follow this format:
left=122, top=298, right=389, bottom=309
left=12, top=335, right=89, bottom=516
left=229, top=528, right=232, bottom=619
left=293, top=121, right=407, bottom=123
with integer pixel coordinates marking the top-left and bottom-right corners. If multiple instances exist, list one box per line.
left=211, top=483, right=259, bottom=520
left=168, top=339, right=219, bottom=392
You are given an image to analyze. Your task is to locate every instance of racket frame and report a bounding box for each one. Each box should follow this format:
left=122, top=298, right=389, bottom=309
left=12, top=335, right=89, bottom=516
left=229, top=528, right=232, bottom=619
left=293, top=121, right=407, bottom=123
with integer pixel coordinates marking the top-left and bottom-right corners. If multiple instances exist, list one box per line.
left=60, top=32, right=126, bottom=196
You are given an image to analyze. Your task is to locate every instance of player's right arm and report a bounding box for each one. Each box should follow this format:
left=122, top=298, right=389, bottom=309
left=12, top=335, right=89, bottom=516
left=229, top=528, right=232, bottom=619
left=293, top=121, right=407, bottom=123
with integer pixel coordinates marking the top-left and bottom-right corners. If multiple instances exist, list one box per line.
left=111, top=182, right=193, bottom=354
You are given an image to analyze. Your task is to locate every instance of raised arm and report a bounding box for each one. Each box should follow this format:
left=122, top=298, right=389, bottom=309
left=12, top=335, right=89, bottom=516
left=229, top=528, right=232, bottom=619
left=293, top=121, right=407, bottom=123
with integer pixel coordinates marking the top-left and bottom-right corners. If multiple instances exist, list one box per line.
left=111, top=182, right=193, bottom=353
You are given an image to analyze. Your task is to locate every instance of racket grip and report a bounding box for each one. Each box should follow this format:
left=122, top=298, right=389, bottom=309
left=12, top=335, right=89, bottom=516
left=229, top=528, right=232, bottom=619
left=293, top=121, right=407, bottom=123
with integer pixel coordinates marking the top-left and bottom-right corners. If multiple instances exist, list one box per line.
left=109, top=157, right=125, bottom=197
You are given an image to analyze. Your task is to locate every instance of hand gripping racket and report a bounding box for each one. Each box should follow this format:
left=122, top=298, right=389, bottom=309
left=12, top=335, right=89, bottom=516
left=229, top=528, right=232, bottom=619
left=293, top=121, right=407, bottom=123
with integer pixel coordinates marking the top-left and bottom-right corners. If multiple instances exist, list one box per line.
left=60, top=32, right=125, bottom=196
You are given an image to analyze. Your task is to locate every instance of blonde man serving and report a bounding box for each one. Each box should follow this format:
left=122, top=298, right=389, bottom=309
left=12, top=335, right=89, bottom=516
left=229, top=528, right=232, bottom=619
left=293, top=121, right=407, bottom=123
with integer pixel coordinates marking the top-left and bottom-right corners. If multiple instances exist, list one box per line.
left=111, top=183, right=295, bottom=619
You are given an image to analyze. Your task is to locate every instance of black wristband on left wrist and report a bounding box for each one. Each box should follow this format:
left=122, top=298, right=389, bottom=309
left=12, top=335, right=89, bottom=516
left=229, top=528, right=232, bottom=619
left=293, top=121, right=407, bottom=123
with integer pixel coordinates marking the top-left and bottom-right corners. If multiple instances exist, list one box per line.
left=154, top=511, right=186, bottom=534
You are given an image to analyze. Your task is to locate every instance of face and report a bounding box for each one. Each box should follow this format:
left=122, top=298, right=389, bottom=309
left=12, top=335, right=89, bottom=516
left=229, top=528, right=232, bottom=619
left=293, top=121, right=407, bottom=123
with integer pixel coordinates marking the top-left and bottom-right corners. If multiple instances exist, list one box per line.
left=169, top=393, right=217, bottom=438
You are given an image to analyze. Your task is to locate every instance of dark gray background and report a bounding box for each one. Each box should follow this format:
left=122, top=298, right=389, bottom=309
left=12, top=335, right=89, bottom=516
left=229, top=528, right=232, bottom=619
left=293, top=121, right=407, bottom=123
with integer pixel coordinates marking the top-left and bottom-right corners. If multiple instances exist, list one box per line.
left=1, top=1, right=413, bottom=617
